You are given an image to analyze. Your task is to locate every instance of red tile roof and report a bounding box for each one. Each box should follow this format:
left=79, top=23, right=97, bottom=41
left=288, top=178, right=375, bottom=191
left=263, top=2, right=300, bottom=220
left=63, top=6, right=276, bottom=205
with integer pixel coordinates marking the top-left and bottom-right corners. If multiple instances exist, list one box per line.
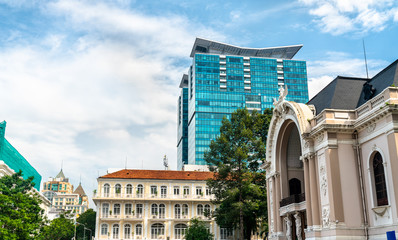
left=100, top=169, right=214, bottom=181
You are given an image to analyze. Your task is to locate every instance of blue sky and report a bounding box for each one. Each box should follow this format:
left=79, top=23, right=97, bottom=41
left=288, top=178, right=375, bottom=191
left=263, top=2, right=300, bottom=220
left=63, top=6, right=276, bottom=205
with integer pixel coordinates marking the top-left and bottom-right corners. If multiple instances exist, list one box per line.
left=1, top=0, right=397, bottom=203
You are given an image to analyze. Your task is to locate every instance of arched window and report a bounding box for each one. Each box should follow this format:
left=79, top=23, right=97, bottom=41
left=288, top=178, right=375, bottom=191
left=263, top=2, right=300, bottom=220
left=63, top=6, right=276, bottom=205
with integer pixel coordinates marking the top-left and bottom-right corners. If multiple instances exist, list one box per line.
left=174, top=223, right=188, bottom=239
left=104, top=184, right=110, bottom=197
left=135, top=224, right=142, bottom=236
left=115, top=184, right=121, bottom=195
left=112, top=224, right=119, bottom=239
left=102, top=203, right=109, bottom=217
left=373, top=152, right=389, bottom=206
left=197, top=204, right=204, bottom=215
left=114, top=203, right=121, bottom=215
left=175, top=204, right=181, bottom=219
left=289, top=178, right=302, bottom=195
left=159, top=204, right=166, bottom=218
left=151, top=203, right=158, bottom=216
left=101, top=224, right=108, bottom=235
left=124, top=224, right=131, bottom=239
left=182, top=204, right=189, bottom=217
left=151, top=223, right=164, bottom=239
left=125, top=203, right=132, bottom=215
left=204, top=204, right=211, bottom=217
left=137, top=184, right=143, bottom=197
left=126, top=184, right=132, bottom=195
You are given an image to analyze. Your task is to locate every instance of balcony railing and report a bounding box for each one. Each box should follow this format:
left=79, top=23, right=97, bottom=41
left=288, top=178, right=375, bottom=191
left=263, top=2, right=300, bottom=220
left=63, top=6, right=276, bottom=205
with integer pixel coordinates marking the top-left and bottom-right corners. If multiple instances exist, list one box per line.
left=93, top=192, right=212, bottom=200
left=280, top=193, right=305, bottom=207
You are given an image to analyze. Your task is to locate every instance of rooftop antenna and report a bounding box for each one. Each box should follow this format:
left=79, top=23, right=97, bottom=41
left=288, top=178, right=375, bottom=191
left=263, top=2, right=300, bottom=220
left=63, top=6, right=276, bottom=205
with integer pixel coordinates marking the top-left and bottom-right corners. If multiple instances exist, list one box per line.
left=61, top=159, right=63, bottom=170
left=362, top=39, right=369, bottom=79
left=163, top=155, right=169, bottom=170
left=79, top=174, right=81, bottom=185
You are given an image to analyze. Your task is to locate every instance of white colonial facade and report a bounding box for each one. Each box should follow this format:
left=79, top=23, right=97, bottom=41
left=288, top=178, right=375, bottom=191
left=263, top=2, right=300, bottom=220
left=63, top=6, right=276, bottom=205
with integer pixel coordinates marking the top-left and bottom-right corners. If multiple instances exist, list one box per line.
left=93, top=169, right=234, bottom=240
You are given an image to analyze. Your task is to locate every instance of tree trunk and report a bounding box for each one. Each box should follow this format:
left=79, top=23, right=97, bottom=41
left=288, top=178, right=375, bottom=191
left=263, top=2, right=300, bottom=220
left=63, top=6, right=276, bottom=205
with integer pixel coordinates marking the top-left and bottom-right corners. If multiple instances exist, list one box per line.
left=240, top=196, right=244, bottom=240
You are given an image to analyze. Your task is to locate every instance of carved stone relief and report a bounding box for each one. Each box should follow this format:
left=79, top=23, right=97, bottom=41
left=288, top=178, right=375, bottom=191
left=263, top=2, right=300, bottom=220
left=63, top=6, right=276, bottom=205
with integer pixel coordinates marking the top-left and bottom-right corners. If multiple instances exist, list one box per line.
left=367, top=123, right=376, bottom=133
left=304, top=141, right=309, bottom=149
left=318, top=153, right=329, bottom=205
left=322, top=206, right=330, bottom=227
left=317, top=134, right=324, bottom=143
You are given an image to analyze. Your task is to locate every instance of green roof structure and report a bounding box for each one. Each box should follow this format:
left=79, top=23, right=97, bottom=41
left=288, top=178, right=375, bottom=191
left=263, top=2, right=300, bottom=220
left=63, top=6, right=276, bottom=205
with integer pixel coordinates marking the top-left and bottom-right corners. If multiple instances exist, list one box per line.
left=0, top=121, right=42, bottom=190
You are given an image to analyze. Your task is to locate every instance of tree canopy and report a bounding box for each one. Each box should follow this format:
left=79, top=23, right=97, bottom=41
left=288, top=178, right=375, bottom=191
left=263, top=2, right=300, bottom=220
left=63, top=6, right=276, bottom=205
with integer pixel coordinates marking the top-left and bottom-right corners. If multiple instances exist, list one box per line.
left=38, top=213, right=74, bottom=240
left=76, top=208, right=96, bottom=240
left=0, top=170, right=45, bottom=240
left=205, top=108, right=272, bottom=240
left=184, top=218, right=214, bottom=240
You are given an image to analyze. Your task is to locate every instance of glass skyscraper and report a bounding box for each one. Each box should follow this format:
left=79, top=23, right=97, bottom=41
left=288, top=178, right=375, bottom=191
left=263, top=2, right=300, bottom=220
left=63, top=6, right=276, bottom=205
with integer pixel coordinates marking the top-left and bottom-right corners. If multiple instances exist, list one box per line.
left=177, top=74, right=189, bottom=170
left=177, top=38, right=309, bottom=169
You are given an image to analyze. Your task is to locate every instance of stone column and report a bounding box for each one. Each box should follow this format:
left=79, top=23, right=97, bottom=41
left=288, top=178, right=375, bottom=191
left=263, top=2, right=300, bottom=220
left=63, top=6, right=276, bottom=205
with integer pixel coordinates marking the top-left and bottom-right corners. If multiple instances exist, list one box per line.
left=325, top=147, right=344, bottom=223
left=294, top=212, right=303, bottom=240
left=309, top=155, right=321, bottom=226
left=303, top=156, right=313, bottom=227
left=266, top=178, right=272, bottom=234
left=271, top=176, right=277, bottom=233
left=275, top=172, right=283, bottom=233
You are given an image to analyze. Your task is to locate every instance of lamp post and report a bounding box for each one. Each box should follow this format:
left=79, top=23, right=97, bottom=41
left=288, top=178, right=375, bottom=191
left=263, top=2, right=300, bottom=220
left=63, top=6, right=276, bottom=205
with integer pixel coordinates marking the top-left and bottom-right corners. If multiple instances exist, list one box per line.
left=84, top=226, right=92, bottom=240
left=74, top=221, right=92, bottom=240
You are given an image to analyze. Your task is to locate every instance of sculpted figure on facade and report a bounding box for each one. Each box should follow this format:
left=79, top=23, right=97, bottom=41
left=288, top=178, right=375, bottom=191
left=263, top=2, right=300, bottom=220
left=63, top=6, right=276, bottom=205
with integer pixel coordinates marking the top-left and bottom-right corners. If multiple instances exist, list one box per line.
left=273, top=85, right=288, bottom=116
left=285, top=216, right=292, bottom=240
left=294, top=212, right=302, bottom=240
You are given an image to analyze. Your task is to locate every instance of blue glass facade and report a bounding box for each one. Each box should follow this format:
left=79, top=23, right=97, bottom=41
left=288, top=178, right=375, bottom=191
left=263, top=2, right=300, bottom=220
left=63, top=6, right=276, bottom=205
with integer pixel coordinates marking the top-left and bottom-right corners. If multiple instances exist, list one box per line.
left=0, top=121, right=42, bottom=190
left=177, top=75, right=189, bottom=170
left=178, top=39, right=309, bottom=169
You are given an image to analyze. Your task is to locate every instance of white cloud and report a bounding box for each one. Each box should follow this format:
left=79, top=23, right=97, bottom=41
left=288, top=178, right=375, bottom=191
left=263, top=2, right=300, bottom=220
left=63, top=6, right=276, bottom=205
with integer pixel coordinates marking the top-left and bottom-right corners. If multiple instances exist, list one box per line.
left=306, top=51, right=388, bottom=98
left=0, top=0, right=226, bottom=204
left=299, top=0, right=397, bottom=35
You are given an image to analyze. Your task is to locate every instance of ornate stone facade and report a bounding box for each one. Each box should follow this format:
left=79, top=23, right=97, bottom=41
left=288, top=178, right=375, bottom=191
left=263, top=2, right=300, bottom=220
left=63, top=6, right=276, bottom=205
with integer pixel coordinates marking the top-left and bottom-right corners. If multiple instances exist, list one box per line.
left=265, top=76, right=398, bottom=239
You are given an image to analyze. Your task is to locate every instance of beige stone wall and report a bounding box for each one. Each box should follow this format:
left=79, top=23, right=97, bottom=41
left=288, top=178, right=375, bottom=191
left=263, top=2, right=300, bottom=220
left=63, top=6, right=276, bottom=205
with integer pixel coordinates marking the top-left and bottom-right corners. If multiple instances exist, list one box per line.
left=265, top=87, right=398, bottom=239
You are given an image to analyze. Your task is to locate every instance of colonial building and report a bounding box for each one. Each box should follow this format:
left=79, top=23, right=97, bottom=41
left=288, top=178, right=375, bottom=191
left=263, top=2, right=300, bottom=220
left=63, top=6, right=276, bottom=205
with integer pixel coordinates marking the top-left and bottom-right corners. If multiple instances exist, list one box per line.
left=0, top=160, right=52, bottom=219
left=93, top=169, right=234, bottom=240
left=42, top=169, right=89, bottom=216
left=265, top=60, right=398, bottom=239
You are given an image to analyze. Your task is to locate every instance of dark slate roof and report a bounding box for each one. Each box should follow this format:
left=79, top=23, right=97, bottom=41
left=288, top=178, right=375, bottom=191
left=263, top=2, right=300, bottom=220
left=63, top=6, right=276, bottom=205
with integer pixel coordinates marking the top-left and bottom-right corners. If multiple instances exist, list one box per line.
left=307, top=59, right=398, bottom=115
left=356, top=60, right=398, bottom=107
left=307, top=76, right=367, bottom=115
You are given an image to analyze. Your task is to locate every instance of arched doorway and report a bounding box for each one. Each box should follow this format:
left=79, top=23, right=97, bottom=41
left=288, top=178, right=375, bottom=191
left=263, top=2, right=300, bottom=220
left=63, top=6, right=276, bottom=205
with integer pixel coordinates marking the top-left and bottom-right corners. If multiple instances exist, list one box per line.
left=277, top=121, right=306, bottom=240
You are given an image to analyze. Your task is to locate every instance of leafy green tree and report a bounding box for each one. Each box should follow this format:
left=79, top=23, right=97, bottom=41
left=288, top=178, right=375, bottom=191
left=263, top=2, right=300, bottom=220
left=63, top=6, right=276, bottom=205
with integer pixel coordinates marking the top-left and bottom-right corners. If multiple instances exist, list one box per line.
left=38, top=213, right=74, bottom=240
left=205, top=108, right=271, bottom=240
left=184, top=218, right=214, bottom=240
left=0, top=170, right=45, bottom=240
left=76, top=209, right=96, bottom=240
